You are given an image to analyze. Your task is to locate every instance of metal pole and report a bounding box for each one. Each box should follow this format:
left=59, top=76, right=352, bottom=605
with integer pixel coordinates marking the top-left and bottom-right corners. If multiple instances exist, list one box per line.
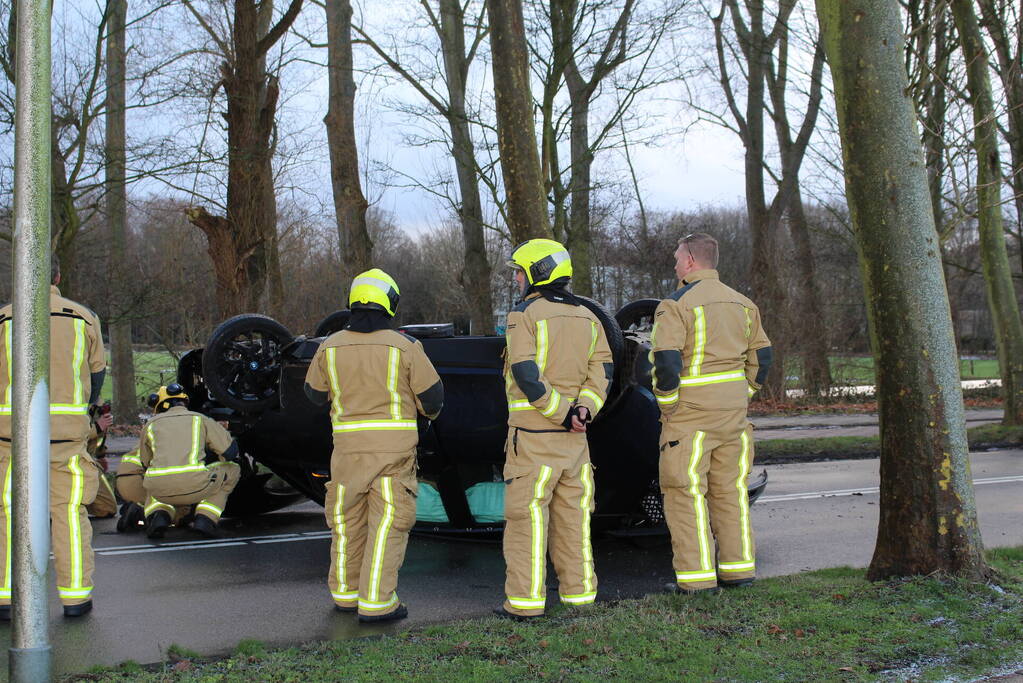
left=9, top=0, right=52, bottom=680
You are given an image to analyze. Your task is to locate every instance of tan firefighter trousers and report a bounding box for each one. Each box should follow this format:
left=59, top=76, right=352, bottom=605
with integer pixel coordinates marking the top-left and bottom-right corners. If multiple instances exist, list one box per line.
left=660, top=407, right=755, bottom=590
left=324, top=449, right=418, bottom=617
left=0, top=440, right=100, bottom=606
left=503, top=428, right=596, bottom=616
left=143, top=461, right=241, bottom=523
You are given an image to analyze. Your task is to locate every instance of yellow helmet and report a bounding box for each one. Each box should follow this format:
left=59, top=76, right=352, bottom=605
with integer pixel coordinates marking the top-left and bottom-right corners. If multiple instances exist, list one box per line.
left=348, top=268, right=401, bottom=317
left=508, top=239, right=572, bottom=287
left=147, top=383, right=188, bottom=414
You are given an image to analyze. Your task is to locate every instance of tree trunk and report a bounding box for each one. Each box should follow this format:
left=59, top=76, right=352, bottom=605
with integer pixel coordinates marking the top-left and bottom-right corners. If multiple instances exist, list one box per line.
left=565, top=89, right=593, bottom=296
left=951, top=0, right=1023, bottom=425
left=816, top=0, right=988, bottom=580
left=104, top=0, right=136, bottom=422
left=439, top=0, right=494, bottom=334
left=325, top=0, right=372, bottom=286
left=487, top=0, right=552, bottom=243
left=787, top=189, right=831, bottom=394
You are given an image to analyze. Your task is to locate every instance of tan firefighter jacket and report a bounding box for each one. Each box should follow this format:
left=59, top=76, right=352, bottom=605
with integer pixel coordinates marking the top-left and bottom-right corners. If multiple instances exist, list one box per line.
left=0, top=286, right=106, bottom=442
left=504, top=292, right=614, bottom=431
left=304, top=329, right=443, bottom=454
left=135, top=406, right=235, bottom=486
left=651, top=269, right=772, bottom=417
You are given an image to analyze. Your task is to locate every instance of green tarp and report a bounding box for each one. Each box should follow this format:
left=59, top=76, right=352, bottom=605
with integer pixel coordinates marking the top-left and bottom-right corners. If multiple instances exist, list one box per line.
left=415, top=481, right=505, bottom=524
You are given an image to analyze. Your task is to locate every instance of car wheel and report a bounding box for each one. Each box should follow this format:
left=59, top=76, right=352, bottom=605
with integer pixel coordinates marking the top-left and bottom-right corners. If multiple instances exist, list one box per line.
left=223, top=471, right=306, bottom=518
left=314, top=309, right=352, bottom=337
left=202, top=314, right=293, bottom=412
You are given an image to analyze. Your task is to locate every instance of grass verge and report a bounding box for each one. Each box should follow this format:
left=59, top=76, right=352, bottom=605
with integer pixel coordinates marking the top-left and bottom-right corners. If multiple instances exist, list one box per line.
left=754, top=423, right=1023, bottom=464
left=74, top=548, right=1023, bottom=682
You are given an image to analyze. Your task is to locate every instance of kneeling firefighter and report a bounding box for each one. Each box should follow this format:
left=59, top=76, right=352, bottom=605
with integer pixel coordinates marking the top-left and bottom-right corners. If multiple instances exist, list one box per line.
left=132, top=384, right=241, bottom=538
left=304, top=268, right=443, bottom=623
left=499, top=239, right=613, bottom=619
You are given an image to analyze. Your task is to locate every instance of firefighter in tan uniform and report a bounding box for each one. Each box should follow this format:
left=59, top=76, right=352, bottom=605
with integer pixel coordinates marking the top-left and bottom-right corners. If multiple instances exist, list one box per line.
left=0, top=259, right=106, bottom=618
left=651, top=233, right=772, bottom=594
left=304, top=269, right=443, bottom=623
left=498, top=239, right=614, bottom=620
left=86, top=405, right=117, bottom=518
left=134, top=384, right=241, bottom=539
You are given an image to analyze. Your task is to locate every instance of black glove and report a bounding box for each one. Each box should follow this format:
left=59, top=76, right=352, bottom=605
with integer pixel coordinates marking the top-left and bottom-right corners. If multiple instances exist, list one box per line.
left=561, top=405, right=584, bottom=430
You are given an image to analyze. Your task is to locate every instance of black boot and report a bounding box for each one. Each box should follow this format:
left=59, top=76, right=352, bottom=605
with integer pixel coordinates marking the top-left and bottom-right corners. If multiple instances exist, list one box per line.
left=720, top=578, right=755, bottom=589
left=145, top=510, right=171, bottom=539
left=663, top=582, right=720, bottom=596
left=116, top=502, right=145, bottom=533
left=63, top=600, right=93, bottom=618
left=192, top=515, right=221, bottom=538
left=359, top=604, right=408, bottom=624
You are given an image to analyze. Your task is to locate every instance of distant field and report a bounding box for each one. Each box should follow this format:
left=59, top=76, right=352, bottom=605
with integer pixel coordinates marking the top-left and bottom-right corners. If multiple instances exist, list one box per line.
left=99, top=349, right=181, bottom=406
left=825, top=355, right=1000, bottom=386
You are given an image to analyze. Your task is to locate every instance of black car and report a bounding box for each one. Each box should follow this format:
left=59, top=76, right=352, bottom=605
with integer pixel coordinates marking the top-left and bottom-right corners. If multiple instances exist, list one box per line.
left=175, top=297, right=767, bottom=535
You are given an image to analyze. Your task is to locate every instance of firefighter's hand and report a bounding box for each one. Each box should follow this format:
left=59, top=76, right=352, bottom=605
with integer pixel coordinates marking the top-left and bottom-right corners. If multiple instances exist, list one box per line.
left=570, top=406, right=589, bottom=433
left=96, top=412, right=113, bottom=433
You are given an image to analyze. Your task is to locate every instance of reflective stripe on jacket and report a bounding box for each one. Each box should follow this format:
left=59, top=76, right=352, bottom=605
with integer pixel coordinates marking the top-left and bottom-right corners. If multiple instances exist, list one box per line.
left=138, top=406, right=234, bottom=484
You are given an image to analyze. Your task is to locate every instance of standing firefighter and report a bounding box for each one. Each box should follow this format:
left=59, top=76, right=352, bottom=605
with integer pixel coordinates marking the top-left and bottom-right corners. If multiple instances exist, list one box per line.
left=134, top=384, right=241, bottom=539
left=651, top=233, right=772, bottom=593
left=304, top=269, right=443, bottom=623
left=499, top=239, right=613, bottom=620
left=0, top=257, right=106, bottom=618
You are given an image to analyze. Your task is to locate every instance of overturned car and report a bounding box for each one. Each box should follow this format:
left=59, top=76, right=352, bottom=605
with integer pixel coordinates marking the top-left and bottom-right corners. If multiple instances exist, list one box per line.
left=175, top=297, right=767, bottom=535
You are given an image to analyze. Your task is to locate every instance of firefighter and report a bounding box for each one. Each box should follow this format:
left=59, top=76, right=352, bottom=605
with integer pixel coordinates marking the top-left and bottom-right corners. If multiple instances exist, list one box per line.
left=135, top=384, right=241, bottom=539
left=0, top=256, right=106, bottom=618
left=304, top=268, right=443, bottom=624
left=498, top=239, right=613, bottom=620
left=651, top=233, right=772, bottom=594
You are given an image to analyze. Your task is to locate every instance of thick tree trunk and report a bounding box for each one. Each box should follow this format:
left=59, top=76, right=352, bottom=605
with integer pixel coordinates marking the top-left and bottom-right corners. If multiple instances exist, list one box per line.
left=565, top=91, right=593, bottom=296
left=816, top=0, right=988, bottom=580
left=186, top=206, right=251, bottom=317
left=105, top=0, right=136, bottom=422
left=487, top=0, right=552, bottom=243
left=325, top=0, right=372, bottom=286
left=787, top=190, right=831, bottom=395
left=952, top=0, right=1023, bottom=425
left=439, top=0, right=493, bottom=334
left=50, top=140, right=79, bottom=298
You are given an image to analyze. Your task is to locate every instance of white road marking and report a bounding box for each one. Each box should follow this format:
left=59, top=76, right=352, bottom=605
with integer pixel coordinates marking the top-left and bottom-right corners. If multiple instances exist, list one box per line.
left=96, top=475, right=1022, bottom=556
left=759, top=475, right=1023, bottom=503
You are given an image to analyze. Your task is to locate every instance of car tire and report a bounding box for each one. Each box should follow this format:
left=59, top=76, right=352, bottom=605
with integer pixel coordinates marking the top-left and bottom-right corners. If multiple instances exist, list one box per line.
left=202, top=314, right=293, bottom=412
left=314, top=309, right=352, bottom=338
left=574, top=295, right=625, bottom=419
left=223, top=471, right=306, bottom=518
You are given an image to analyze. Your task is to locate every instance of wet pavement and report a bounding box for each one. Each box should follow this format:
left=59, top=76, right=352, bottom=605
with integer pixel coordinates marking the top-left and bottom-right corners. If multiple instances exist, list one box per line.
left=1, top=448, right=1020, bottom=677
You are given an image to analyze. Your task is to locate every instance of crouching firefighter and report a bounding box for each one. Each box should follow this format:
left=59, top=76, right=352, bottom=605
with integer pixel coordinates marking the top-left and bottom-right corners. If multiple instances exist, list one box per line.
left=304, top=268, right=443, bottom=623
left=498, top=239, right=613, bottom=620
left=134, top=384, right=241, bottom=539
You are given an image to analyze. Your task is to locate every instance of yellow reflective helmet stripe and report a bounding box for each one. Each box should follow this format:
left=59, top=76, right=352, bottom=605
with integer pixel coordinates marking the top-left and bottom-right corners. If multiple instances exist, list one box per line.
left=387, top=346, right=402, bottom=420
left=367, top=477, right=396, bottom=602
left=688, top=431, right=712, bottom=572
left=529, top=465, right=553, bottom=599
left=690, top=306, right=706, bottom=376
left=325, top=347, right=344, bottom=422
left=579, top=463, right=595, bottom=594
left=535, top=320, right=549, bottom=373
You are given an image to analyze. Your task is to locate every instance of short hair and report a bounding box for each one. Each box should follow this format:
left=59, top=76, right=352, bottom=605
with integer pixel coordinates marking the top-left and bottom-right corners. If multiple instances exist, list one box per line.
left=679, top=233, right=719, bottom=268
left=51, top=252, right=60, bottom=285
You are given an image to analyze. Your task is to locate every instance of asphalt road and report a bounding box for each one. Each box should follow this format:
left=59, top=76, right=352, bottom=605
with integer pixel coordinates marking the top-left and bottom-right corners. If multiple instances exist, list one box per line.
left=1, top=448, right=1020, bottom=677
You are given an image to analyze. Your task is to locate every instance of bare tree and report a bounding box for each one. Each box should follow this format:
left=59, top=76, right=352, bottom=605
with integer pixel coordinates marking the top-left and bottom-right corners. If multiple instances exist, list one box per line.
left=105, top=0, right=136, bottom=422
left=816, top=0, right=987, bottom=580
left=353, top=0, right=494, bottom=332
left=183, top=0, right=304, bottom=317
left=951, top=0, right=1023, bottom=425
left=488, top=0, right=552, bottom=243
left=324, top=0, right=372, bottom=284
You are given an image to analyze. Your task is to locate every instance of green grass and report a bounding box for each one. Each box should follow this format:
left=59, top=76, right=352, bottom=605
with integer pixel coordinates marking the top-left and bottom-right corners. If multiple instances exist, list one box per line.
left=787, top=356, right=1001, bottom=387
left=73, top=548, right=1023, bottom=682
left=755, top=422, right=1023, bottom=462
left=98, top=350, right=180, bottom=408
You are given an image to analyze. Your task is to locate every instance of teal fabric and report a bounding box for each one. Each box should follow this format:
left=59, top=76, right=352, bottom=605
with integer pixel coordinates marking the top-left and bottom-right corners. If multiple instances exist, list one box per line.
left=414, top=481, right=507, bottom=524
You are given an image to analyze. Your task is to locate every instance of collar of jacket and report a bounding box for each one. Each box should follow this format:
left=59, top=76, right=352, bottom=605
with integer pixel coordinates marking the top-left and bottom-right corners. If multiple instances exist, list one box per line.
left=682, top=269, right=719, bottom=286
left=51, top=285, right=61, bottom=296
left=521, top=283, right=581, bottom=307
left=347, top=308, right=393, bottom=333
left=161, top=405, right=190, bottom=416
